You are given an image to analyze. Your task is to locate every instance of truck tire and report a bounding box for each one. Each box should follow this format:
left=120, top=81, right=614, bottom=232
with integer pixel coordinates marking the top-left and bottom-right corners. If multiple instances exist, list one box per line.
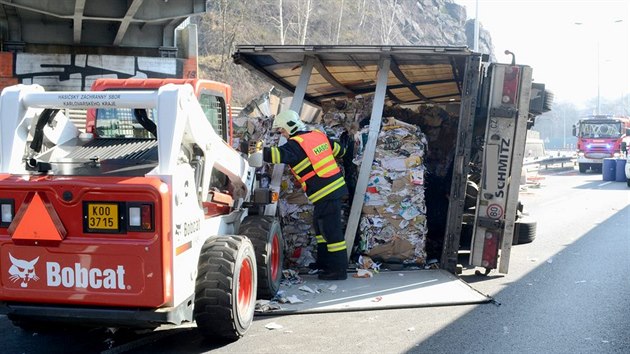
left=513, top=219, right=537, bottom=245
left=194, top=236, right=256, bottom=341
left=239, top=216, right=284, bottom=299
left=627, top=178, right=630, bottom=187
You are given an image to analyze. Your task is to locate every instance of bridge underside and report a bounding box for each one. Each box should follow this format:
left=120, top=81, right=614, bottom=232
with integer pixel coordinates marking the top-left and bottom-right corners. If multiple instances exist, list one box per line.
left=0, top=0, right=205, bottom=55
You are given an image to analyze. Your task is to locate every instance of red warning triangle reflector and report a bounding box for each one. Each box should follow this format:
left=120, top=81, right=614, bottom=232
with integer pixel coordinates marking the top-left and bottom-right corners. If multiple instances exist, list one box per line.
left=9, top=192, right=66, bottom=242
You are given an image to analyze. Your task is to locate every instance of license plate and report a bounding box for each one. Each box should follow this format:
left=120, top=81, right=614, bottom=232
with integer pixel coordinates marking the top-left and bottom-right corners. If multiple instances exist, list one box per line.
left=87, top=203, right=119, bottom=231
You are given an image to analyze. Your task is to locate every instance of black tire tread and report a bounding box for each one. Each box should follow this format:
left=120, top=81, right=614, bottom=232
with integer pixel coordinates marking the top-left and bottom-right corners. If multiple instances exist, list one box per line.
left=513, top=219, right=537, bottom=245
left=194, top=235, right=253, bottom=341
left=239, top=216, right=283, bottom=299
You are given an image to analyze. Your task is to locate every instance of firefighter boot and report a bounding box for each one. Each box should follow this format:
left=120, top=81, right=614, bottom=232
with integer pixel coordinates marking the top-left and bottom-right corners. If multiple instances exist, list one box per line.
left=318, top=253, right=348, bottom=280
left=317, top=269, right=348, bottom=280
left=310, top=238, right=329, bottom=272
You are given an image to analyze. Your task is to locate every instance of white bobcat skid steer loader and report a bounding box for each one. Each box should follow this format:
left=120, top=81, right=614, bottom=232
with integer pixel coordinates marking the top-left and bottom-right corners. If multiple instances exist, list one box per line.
left=0, top=83, right=282, bottom=340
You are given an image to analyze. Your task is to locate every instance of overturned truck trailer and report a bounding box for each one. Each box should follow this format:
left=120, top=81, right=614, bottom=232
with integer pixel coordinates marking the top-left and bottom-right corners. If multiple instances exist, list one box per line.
left=233, top=45, right=552, bottom=275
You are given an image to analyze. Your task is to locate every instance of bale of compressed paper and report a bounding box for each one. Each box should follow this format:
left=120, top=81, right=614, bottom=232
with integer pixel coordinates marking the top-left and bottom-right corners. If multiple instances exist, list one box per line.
left=354, top=117, right=429, bottom=265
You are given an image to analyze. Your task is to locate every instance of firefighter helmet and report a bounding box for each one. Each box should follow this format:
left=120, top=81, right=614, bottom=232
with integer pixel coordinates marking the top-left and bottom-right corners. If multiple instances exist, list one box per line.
left=272, top=110, right=306, bottom=135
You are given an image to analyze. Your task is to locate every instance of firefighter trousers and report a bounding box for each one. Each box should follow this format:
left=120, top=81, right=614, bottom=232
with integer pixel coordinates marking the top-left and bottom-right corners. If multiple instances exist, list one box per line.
left=313, top=198, right=347, bottom=273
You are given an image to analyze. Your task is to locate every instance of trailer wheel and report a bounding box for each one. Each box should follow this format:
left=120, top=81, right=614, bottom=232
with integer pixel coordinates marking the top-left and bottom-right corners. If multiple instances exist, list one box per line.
left=239, top=216, right=284, bottom=299
left=194, top=236, right=256, bottom=341
left=513, top=219, right=537, bottom=245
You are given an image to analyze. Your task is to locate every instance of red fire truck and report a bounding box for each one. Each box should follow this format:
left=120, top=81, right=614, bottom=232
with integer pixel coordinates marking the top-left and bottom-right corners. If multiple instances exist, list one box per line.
left=573, top=115, right=630, bottom=173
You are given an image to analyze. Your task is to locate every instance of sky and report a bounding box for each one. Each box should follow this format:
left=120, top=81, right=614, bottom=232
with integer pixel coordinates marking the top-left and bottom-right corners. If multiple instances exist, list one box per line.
left=453, top=0, right=629, bottom=108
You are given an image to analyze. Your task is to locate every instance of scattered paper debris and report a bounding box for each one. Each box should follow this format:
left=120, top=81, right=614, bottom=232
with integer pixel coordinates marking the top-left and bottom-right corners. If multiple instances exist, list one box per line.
left=328, top=284, right=338, bottom=291
left=575, top=280, right=587, bottom=284
left=265, top=322, right=283, bottom=330
left=286, top=295, right=304, bottom=304
left=299, top=285, right=316, bottom=294
left=255, top=300, right=282, bottom=312
left=353, top=269, right=373, bottom=278
left=357, top=255, right=381, bottom=272
left=372, top=296, right=383, bottom=302
left=281, top=269, right=303, bottom=286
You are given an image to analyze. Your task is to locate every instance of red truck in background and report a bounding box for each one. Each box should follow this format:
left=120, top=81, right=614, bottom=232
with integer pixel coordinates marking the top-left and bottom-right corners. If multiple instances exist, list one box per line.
left=573, top=115, right=630, bottom=173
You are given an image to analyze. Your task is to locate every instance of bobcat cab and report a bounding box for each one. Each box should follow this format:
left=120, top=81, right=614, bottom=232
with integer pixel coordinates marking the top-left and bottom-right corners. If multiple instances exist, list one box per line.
left=87, top=78, right=234, bottom=145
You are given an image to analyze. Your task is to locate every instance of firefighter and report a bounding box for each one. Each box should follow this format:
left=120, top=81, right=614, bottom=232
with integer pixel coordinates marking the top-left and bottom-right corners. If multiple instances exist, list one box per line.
left=260, top=109, right=348, bottom=280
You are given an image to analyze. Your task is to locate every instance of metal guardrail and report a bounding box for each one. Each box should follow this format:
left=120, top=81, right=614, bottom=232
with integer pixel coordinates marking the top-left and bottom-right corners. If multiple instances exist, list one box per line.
left=523, top=156, right=574, bottom=168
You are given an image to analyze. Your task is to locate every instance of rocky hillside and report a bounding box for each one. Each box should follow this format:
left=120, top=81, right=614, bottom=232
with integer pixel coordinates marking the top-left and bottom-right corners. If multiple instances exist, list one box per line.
left=194, top=0, right=495, bottom=105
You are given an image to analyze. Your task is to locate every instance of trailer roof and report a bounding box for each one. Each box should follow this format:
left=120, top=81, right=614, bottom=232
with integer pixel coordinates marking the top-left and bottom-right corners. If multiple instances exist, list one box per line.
left=233, top=45, right=481, bottom=107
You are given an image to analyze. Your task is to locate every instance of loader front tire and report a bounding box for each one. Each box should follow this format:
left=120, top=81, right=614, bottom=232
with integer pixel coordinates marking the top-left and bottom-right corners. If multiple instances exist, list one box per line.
left=239, top=216, right=284, bottom=299
left=194, top=236, right=256, bottom=341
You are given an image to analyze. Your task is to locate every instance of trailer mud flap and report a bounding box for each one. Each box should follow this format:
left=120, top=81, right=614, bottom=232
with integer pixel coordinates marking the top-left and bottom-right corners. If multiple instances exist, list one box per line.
left=254, top=270, right=491, bottom=315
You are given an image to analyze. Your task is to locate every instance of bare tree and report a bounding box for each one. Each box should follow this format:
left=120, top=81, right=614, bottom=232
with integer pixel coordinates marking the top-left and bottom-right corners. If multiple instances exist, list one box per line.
left=295, top=0, right=312, bottom=44
left=335, top=0, right=345, bottom=44
left=266, top=0, right=286, bottom=44
left=197, top=0, right=252, bottom=69
left=377, top=0, right=400, bottom=44
left=358, top=0, right=368, bottom=29
left=279, top=0, right=285, bottom=44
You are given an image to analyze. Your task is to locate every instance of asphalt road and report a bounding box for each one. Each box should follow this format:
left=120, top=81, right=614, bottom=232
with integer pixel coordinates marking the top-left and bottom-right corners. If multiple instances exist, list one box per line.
left=2, top=165, right=629, bottom=353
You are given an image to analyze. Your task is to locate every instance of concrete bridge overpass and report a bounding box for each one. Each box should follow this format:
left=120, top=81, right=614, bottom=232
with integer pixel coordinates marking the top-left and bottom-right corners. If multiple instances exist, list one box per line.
left=0, top=0, right=206, bottom=91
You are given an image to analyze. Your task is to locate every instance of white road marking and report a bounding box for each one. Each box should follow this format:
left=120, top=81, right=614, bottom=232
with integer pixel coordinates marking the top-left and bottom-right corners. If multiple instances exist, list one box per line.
left=317, top=279, right=438, bottom=304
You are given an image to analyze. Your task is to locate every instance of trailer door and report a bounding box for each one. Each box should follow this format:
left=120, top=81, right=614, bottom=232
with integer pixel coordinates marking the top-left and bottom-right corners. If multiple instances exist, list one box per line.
left=470, top=63, right=534, bottom=274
